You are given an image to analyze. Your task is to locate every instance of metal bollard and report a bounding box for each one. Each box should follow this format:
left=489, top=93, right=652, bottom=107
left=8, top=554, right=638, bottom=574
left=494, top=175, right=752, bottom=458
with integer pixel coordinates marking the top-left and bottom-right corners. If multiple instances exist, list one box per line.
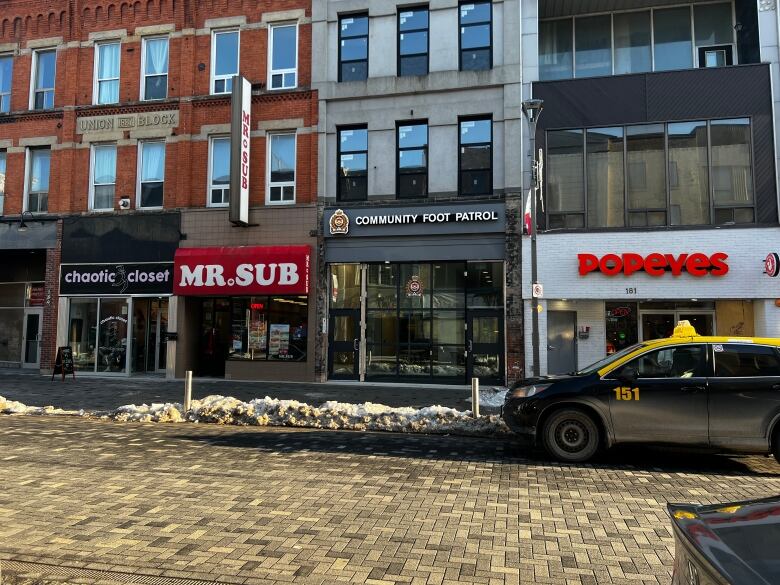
left=184, top=370, right=192, bottom=413
left=471, top=377, right=480, bottom=418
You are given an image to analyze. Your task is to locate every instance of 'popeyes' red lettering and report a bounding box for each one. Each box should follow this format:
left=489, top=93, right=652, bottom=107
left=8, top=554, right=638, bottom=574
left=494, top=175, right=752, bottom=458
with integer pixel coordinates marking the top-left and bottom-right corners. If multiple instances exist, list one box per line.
left=577, top=252, right=729, bottom=277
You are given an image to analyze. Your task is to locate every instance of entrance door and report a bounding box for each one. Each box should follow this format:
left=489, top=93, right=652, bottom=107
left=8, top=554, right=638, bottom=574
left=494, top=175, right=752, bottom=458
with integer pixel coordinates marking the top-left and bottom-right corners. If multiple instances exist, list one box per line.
left=547, top=311, right=577, bottom=374
left=329, top=309, right=361, bottom=380
left=21, top=309, right=42, bottom=368
left=466, top=310, right=504, bottom=384
left=146, top=298, right=168, bottom=372
left=641, top=311, right=715, bottom=341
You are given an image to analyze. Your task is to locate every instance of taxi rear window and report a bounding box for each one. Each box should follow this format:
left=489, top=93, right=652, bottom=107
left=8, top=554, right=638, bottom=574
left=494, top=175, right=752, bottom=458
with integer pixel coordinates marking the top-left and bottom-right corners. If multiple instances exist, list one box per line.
left=713, top=344, right=780, bottom=377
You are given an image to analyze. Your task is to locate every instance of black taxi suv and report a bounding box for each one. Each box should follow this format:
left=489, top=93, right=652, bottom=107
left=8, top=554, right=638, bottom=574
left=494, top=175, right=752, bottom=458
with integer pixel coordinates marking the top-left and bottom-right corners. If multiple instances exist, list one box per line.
left=502, top=321, right=780, bottom=463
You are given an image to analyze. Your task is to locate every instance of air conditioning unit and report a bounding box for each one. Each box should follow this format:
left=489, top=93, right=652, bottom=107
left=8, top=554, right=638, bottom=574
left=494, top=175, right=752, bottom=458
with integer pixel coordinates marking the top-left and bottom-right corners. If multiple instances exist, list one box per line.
left=118, top=197, right=131, bottom=210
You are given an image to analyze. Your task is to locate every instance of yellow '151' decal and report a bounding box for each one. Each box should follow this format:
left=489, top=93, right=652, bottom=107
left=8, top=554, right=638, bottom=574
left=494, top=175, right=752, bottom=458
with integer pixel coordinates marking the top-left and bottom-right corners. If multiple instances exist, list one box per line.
left=614, top=387, right=640, bottom=401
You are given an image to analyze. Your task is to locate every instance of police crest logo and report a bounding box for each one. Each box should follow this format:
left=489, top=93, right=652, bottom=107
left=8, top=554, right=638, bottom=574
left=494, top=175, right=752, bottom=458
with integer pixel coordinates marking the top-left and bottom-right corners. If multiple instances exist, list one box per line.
left=765, top=252, right=780, bottom=277
left=405, top=275, right=423, bottom=297
left=329, top=209, right=349, bottom=235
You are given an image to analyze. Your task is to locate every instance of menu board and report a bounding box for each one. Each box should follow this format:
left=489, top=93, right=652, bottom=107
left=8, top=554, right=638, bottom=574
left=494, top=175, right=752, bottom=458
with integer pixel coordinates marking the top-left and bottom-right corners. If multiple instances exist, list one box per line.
left=248, top=316, right=267, bottom=351
left=269, top=324, right=290, bottom=358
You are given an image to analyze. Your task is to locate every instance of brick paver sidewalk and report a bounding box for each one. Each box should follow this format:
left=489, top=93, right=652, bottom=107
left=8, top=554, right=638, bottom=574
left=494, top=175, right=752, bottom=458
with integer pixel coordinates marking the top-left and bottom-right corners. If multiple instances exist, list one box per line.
left=1, top=417, right=779, bottom=584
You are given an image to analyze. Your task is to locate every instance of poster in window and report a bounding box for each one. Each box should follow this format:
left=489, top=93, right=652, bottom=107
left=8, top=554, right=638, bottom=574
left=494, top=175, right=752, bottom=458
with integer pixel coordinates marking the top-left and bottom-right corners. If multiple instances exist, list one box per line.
left=249, top=316, right=267, bottom=351
left=269, top=324, right=290, bottom=358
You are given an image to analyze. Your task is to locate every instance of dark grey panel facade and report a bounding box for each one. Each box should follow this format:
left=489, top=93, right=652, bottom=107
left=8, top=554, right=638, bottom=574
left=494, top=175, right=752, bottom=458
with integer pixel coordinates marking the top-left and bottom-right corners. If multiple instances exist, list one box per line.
left=325, top=235, right=506, bottom=263
left=0, top=222, right=57, bottom=250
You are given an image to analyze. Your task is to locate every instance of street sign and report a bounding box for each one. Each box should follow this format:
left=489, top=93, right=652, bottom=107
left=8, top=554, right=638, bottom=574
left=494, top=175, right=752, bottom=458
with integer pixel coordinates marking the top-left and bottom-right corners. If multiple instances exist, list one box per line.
left=532, top=283, right=543, bottom=298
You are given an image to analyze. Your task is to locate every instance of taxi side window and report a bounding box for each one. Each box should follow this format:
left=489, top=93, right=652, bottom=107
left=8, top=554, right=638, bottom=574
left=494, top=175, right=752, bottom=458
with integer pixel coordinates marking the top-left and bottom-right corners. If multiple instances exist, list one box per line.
left=713, top=344, right=780, bottom=377
left=614, top=345, right=707, bottom=379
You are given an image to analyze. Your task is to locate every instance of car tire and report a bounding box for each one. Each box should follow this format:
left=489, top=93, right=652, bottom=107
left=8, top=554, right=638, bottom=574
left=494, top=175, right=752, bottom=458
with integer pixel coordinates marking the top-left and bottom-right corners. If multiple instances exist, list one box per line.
left=773, top=428, right=780, bottom=465
left=542, top=409, right=600, bottom=463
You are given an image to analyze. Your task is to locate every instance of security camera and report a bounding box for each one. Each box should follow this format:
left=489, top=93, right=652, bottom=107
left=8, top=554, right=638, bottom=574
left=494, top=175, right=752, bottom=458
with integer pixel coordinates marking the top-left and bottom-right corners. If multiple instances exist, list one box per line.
left=118, top=197, right=131, bottom=210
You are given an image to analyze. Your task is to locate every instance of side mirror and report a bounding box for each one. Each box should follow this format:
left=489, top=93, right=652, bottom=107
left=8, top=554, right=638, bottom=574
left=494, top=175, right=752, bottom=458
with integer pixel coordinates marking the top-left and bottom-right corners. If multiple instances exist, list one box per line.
left=618, top=367, right=638, bottom=386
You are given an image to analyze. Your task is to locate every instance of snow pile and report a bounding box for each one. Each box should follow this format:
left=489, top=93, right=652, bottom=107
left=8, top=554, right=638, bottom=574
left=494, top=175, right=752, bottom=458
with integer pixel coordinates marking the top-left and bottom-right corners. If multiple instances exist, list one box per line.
left=467, top=388, right=507, bottom=409
left=0, top=395, right=73, bottom=416
left=103, top=394, right=510, bottom=437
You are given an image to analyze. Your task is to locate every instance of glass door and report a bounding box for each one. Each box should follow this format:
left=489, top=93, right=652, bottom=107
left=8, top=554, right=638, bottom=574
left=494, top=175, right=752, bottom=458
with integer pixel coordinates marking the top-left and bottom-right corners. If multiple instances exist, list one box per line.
left=96, top=298, right=129, bottom=373
left=466, top=310, right=504, bottom=384
left=329, top=309, right=360, bottom=380
left=640, top=310, right=715, bottom=340
left=21, top=309, right=42, bottom=369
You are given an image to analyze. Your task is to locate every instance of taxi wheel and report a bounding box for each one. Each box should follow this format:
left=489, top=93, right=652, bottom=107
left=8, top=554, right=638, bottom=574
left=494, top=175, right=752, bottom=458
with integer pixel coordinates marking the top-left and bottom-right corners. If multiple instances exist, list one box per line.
left=542, top=409, right=600, bottom=463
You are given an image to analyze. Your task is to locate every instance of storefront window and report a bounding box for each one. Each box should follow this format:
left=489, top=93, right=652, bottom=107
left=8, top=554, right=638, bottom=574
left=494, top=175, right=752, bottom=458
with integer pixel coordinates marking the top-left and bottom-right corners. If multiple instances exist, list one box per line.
left=330, top=264, right=361, bottom=308
left=466, top=262, right=503, bottom=307
left=68, top=298, right=98, bottom=371
left=227, top=296, right=308, bottom=362
left=367, top=264, right=397, bottom=309
left=605, top=302, right=638, bottom=354
left=400, top=263, right=431, bottom=309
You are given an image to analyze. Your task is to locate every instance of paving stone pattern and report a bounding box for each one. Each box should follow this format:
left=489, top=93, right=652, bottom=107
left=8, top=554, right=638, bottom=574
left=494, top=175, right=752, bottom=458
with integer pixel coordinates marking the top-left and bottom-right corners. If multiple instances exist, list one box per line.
left=1, top=418, right=780, bottom=584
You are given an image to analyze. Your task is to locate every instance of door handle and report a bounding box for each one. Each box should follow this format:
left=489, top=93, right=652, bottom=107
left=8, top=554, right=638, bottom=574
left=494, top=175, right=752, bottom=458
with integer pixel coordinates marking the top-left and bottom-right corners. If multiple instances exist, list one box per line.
left=681, top=386, right=706, bottom=393
left=353, top=339, right=359, bottom=351
left=466, top=340, right=473, bottom=352
left=547, top=345, right=555, bottom=350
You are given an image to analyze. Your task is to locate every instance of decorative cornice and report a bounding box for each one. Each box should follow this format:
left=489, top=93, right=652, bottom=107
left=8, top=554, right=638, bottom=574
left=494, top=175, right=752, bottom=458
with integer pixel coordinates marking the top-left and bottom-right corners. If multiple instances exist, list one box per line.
left=0, top=109, right=64, bottom=123
left=75, top=101, right=181, bottom=117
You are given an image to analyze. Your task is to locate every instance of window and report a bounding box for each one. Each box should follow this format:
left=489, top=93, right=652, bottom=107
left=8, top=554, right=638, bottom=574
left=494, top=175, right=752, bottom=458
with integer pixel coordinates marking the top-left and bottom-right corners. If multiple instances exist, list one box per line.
left=25, top=148, right=50, bottom=213
left=0, top=151, right=5, bottom=215
left=398, top=7, right=428, bottom=76
left=0, top=54, right=12, bottom=113
left=586, top=127, right=624, bottom=228
left=212, top=30, right=239, bottom=94
left=397, top=122, right=427, bottom=198
left=267, top=133, right=296, bottom=204
left=460, top=2, right=491, bottom=71
left=614, top=345, right=707, bottom=379
left=90, top=144, right=116, bottom=210
left=539, top=3, right=736, bottom=79
left=208, top=136, right=230, bottom=206
left=31, top=50, right=56, bottom=110
left=94, top=42, right=120, bottom=105
left=459, top=118, right=492, bottom=196
left=226, top=296, right=309, bottom=362
left=545, top=118, right=756, bottom=229
left=339, top=14, right=368, bottom=81
left=141, top=37, right=168, bottom=100
left=269, top=24, right=297, bottom=89
left=337, top=126, right=368, bottom=201
left=138, top=141, right=165, bottom=208
left=714, top=344, right=780, bottom=377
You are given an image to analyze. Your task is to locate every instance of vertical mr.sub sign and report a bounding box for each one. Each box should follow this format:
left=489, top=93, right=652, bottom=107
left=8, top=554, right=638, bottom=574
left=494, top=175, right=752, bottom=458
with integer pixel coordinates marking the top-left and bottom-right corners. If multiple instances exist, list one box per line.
left=230, top=75, right=251, bottom=226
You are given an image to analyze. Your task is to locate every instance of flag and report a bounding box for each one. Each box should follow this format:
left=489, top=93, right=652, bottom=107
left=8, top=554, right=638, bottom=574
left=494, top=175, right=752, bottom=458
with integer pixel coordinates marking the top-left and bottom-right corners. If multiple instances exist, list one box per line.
left=523, top=188, right=532, bottom=236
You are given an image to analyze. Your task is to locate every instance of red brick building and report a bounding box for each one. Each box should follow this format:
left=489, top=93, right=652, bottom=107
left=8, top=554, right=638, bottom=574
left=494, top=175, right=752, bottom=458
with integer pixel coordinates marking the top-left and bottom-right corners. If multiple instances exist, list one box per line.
left=0, top=0, right=319, bottom=381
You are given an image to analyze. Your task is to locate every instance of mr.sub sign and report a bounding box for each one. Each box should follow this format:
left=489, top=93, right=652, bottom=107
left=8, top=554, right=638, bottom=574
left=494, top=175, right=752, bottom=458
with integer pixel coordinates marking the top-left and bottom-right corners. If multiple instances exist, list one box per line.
left=174, top=246, right=310, bottom=296
left=578, top=252, right=730, bottom=277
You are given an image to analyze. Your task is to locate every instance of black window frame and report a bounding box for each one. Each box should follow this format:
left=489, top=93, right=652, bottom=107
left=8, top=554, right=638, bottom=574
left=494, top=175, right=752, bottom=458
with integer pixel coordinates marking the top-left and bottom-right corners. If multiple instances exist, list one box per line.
left=337, top=125, right=369, bottom=202
left=398, top=5, right=429, bottom=77
left=396, top=120, right=429, bottom=199
left=458, top=115, right=493, bottom=196
left=338, top=13, right=369, bottom=82
left=459, top=1, right=493, bottom=72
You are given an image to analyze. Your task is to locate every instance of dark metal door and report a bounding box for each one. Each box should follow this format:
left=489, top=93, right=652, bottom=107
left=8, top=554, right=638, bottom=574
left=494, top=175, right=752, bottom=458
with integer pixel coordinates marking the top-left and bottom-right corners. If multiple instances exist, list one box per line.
left=329, top=309, right=361, bottom=380
left=466, top=310, right=504, bottom=385
left=547, top=311, right=577, bottom=375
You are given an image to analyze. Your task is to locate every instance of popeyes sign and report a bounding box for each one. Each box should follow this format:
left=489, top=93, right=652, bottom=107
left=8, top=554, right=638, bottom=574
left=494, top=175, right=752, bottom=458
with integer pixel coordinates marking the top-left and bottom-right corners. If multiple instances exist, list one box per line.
left=578, top=252, right=729, bottom=277
left=174, top=246, right=310, bottom=296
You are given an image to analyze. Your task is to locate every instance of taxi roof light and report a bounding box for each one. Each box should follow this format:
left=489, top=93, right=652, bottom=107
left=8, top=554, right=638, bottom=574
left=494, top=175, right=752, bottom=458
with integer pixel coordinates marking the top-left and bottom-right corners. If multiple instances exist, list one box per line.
left=672, top=320, right=699, bottom=338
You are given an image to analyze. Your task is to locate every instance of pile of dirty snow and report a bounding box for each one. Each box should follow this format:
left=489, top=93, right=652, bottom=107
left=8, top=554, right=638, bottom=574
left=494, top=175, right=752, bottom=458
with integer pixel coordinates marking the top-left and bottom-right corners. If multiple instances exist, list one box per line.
left=467, top=388, right=507, bottom=409
left=0, top=395, right=74, bottom=416
left=104, top=394, right=509, bottom=436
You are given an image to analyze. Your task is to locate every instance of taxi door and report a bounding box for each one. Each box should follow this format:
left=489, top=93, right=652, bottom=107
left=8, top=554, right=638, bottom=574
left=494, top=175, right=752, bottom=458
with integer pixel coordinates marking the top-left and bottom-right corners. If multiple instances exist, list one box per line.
left=607, top=344, right=709, bottom=445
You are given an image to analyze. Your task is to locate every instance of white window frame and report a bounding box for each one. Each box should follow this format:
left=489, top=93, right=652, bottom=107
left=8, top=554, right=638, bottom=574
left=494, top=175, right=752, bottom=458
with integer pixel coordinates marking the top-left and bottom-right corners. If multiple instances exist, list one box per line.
left=140, top=36, right=169, bottom=101
left=0, top=53, right=12, bottom=113
left=29, top=49, right=56, bottom=110
left=210, top=29, right=240, bottom=95
left=93, top=41, right=121, bottom=105
left=89, top=143, right=117, bottom=211
left=207, top=135, right=231, bottom=207
left=136, top=140, right=165, bottom=209
left=268, top=23, right=299, bottom=90
left=23, top=147, right=50, bottom=213
left=266, top=131, right=296, bottom=205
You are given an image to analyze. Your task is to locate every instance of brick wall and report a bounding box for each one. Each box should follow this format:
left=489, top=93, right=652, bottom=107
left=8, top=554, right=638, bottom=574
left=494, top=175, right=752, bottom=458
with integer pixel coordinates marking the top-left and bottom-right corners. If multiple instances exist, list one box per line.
left=40, top=220, right=62, bottom=371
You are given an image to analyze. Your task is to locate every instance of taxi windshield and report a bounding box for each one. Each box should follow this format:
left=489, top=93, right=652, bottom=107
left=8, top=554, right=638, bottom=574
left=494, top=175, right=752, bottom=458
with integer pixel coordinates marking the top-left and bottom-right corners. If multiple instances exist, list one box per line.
left=576, top=343, right=647, bottom=375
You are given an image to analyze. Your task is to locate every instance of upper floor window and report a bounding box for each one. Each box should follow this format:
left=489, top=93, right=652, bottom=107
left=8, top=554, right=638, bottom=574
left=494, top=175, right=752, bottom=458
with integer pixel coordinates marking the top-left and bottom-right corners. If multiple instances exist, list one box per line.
left=208, top=136, right=230, bottom=207
left=339, top=14, right=368, bottom=81
left=212, top=30, right=239, bottom=94
left=0, top=151, right=6, bottom=214
left=31, top=50, right=56, bottom=110
left=138, top=140, right=165, bottom=208
left=460, top=2, right=492, bottom=71
left=459, top=117, right=492, bottom=196
left=269, top=24, right=297, bottom=90
left=25, top=148, right=50, bottom=213
left=398, top=7, right=429, bottom=76
left=267, top=133, right=296, bottom=204
left=338, top=126, right=368, bottom=201
left=0, top=55, right=12, bottom=113
left=90, top=143, right=116, bottom=211
left=546, top=118, right=754, bottom=229
left=397, top=122, right=428, bottom=198
left=142, top=37, right=168, bottom=100
left=539, top=1, right=736, bottom=80
left=94, top=42, right=120, bottom=105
